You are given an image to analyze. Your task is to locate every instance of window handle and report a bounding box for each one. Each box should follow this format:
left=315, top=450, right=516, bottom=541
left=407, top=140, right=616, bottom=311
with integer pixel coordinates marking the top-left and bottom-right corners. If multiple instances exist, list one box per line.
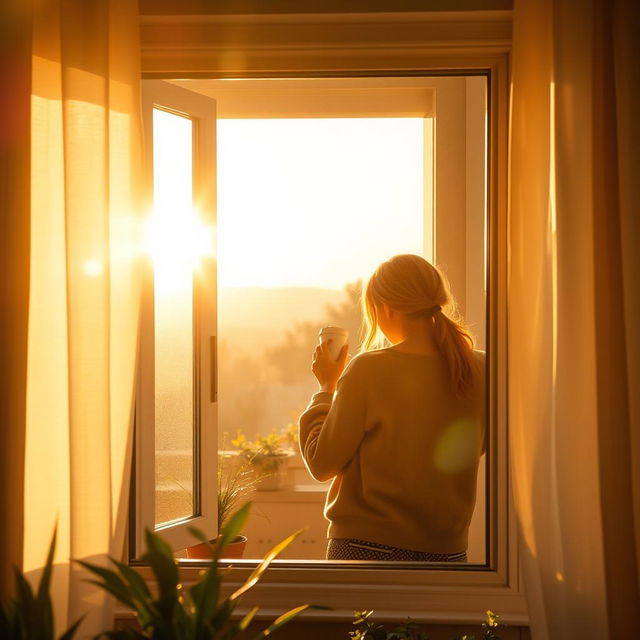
left=210, top=335, right=217, bottom=403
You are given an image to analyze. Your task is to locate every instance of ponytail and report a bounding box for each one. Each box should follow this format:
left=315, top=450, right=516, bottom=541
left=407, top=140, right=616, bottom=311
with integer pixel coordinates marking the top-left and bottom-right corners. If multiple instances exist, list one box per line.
left=431, top=310, right=478, bottom=397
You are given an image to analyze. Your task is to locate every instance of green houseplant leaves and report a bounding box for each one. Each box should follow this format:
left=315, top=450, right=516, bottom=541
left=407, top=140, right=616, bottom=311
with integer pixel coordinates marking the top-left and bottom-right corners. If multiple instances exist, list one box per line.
left=0, top=528, right=84, bottom=640
left=77, top=503, right=320, bottom=640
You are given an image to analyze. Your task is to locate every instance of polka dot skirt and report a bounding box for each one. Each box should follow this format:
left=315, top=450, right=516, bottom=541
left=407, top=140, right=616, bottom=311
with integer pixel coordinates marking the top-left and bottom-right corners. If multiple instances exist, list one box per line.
left=326, top=538, right=467, bottom=562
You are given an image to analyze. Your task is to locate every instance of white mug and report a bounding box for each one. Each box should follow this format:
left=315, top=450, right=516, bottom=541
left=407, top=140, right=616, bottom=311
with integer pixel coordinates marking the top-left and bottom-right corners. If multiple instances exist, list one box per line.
left=318, top=326, right=348, bottom=361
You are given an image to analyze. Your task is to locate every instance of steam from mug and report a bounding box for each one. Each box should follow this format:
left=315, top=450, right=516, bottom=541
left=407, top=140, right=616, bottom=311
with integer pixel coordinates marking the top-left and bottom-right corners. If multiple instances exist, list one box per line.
left=318, top=326, right=349, bottom=361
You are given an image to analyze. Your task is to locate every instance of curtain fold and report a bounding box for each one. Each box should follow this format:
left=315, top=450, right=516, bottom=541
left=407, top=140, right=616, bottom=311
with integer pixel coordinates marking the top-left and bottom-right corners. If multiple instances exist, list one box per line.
left=509, top=0, right=640, bottom=636
left=0, top=0, right=32, bottom=601
left=25, top=0, right=143, bottom=635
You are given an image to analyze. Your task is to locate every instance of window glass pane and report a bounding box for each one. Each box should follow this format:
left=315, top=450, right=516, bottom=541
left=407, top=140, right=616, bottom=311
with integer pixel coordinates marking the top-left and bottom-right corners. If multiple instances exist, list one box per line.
left=152, top=108, right=195, bottom=526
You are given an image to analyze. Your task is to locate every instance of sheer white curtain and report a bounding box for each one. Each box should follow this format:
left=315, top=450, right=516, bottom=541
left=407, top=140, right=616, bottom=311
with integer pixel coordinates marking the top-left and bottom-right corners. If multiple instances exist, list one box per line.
left=25, top=0, right=143, bottom=635
left=509, top=0, right=639, bottom=636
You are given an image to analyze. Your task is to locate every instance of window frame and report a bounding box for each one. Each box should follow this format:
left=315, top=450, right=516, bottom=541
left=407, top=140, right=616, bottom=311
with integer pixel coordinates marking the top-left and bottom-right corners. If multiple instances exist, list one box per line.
left=132, top=7, right=521, bottom=625
left=135, top=80, right=219, bottom=555
left=180, top=73, right=487, bottom=563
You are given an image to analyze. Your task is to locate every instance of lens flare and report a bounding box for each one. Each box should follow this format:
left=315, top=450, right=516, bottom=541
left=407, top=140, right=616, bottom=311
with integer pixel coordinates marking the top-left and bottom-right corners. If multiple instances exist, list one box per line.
left=83, top=259, right=103, bottom=277
left=433, top=420, right=477, bottom=473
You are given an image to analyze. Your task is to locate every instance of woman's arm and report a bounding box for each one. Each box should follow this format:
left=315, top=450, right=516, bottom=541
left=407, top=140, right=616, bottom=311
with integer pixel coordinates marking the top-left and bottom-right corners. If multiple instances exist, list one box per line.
left=298, top=355, right=368, bottom=482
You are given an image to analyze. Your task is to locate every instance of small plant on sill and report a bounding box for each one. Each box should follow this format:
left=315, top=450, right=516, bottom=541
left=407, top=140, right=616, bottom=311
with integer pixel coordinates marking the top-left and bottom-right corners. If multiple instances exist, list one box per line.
left=230, top=428, right=295, bottom=475
left=349, top=610, right=501, bottom=640
left=281, top=421, right=299, bottom=448
left=78, top=503, right=322, bottom=640
left=217, top=448, right=265, bottom=532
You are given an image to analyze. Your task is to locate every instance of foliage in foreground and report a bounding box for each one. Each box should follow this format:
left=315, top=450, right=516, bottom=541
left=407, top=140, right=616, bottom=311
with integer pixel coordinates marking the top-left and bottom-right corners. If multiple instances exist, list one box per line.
left=78, top=503, right=319, bottom=640
left=0, top=528, right=84, bottom=640
left=349, top=609, right=501, bottom=640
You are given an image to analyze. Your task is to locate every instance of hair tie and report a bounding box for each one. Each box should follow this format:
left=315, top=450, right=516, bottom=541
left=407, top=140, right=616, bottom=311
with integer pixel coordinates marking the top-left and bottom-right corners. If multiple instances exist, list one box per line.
left=410, top=304, right=442, bottom=318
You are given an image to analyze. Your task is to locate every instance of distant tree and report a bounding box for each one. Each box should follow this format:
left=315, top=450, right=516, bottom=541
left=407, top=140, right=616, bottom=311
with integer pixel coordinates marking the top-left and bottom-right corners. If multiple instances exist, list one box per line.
left=265, top=280, right=363, bottom=385
left=218, top=279, right=366, bottom=440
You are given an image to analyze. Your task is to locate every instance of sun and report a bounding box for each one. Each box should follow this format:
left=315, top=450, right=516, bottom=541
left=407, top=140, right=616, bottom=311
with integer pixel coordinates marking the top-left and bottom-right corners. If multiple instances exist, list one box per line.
left=145, top=207, right=215, bottom=295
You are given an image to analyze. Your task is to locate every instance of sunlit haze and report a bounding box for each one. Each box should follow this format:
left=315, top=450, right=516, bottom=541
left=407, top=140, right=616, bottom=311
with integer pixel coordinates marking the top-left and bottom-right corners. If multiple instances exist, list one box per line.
left=217, top=118, right=426, bottom=290
left=150, top=108, right=215, bottom=296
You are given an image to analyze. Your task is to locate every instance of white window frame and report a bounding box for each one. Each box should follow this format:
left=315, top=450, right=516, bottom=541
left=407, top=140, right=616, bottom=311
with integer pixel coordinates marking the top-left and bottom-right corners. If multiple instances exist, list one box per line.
left=168, top=75, right=488, bottom=566
left=135, top=80, right=218, bottom=554
left=132, top=7, right=522, bottom=626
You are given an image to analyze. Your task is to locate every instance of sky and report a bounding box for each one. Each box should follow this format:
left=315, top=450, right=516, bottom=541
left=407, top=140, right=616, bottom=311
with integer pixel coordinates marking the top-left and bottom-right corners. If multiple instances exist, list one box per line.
left=216, top=118, right=426, bottom=291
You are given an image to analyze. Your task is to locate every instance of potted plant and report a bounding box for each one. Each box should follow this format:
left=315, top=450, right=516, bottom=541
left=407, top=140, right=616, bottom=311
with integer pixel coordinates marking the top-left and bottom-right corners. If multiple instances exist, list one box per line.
left=185, top=450, right=265, bottom=559
left=231, top=427, right=296, bottom=491
left=78, top=503, right=323, bottom=639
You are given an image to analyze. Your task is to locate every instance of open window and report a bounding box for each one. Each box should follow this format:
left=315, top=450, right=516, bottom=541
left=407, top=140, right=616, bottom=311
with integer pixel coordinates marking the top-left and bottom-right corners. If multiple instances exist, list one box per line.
left=135, top=76, right=488, bottom=564
left=135, top=81, right=218, bottom=554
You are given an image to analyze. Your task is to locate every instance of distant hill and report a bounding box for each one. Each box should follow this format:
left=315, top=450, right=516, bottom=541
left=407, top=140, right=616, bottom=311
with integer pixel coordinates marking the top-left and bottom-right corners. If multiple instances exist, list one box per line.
left=218, top=286, right=346, bottom=333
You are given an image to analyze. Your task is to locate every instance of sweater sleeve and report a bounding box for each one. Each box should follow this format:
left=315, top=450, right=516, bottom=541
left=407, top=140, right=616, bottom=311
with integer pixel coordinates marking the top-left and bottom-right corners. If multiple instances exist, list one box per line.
left=298, top=359, right=368, bottom=482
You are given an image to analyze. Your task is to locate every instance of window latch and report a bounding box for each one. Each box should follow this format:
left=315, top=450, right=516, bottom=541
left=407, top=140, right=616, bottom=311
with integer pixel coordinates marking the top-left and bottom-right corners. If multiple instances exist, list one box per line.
left=210, top=335, right=217, bottom=403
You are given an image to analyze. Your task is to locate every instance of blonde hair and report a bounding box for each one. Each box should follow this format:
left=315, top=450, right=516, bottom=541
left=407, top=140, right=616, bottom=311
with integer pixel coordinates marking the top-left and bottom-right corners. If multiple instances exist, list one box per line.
left=362, top=254, right=479, bottom=397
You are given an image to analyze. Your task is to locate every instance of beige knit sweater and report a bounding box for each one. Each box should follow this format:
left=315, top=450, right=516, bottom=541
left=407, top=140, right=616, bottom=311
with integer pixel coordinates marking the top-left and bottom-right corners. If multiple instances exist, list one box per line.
left=298, top=348, right=485, bottom=554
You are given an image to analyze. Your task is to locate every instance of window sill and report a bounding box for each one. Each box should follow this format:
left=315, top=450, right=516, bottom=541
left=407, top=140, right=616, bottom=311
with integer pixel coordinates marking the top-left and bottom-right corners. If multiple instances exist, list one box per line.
left=127, top=559, right=528, bottom=626
left=252, top=483, right=327, bottom=503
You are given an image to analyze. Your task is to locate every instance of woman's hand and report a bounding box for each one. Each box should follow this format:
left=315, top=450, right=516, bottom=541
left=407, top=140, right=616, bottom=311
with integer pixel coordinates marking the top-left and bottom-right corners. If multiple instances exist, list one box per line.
left=311, top=340, right=349, bottom=394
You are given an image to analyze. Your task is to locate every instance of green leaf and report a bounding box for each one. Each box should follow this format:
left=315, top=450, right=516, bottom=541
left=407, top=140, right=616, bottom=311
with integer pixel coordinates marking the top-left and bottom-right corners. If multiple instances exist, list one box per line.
left=107, top=560, right=154, bottom=627
left=187, top=526, right=213, bottom=547
left=190, top=565, right=222, bottom=638
left=140, top=529, right=179, bottom=626
left=485, top=610, right=499, bottom=627
left=354, top=611, right=374, bottom=625
left=218, top=604, right=260, bottom=640
left=186, top=524, right=224, bottom=627
left=252, top=604, right=311, bottom=639
left=215, top=503, right=250, bottom=559
left=36, top=527, right=57, bottom=608
left=208, top=597, right=236, bottom=635
left=0, top=602, right=17, bottom=638
left=58, top=614, right=85, bottom=640
left=238, top=606, right=260, bottom=631
left=141, top=529, right=179, bottom=592
left=14, top=568, right=35, bottom=637
left=75, top=561, right=136, bottom=610
left=14, top=568, right=35, bottom=608
left=142, top=528, right=179, bottom=584
left=171, top=599, right=193, bottom=638
left=188, top=506, right=253, bottom=638
left=110, top=560, right=151, bottom=600
left=230, top=528, right=303, bottom=601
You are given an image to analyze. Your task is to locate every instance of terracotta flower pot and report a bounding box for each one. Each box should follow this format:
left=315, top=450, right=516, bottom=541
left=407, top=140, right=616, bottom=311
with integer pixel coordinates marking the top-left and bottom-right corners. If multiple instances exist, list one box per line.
left=185, top=535, right=247, bottom=559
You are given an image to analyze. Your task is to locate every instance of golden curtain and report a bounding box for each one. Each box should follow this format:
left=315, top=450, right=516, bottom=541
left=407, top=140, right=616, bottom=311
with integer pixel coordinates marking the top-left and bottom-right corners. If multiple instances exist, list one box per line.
left=21, top=0, right=142, bottom=635
left=509, top=0, right=640, bottom=635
